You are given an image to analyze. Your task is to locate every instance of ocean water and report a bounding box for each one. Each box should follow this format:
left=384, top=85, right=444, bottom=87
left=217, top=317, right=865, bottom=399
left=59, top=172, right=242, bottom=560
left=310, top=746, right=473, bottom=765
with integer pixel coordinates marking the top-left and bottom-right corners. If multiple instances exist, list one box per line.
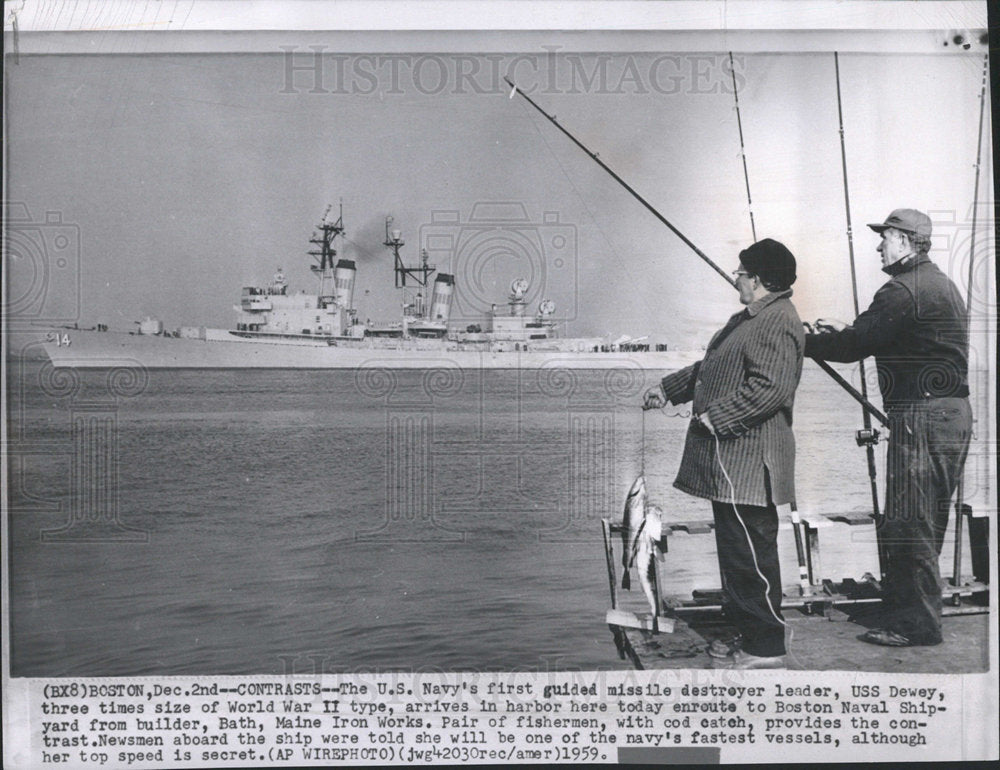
left=6, top=361, right=973, bottom=676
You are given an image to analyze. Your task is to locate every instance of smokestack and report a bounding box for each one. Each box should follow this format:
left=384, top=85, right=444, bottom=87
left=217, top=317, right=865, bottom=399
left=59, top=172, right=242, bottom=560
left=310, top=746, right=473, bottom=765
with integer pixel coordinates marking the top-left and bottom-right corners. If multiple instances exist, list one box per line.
left=429, top=273, right=455, bottom=322
left=334, top=259, right=356, bottom=309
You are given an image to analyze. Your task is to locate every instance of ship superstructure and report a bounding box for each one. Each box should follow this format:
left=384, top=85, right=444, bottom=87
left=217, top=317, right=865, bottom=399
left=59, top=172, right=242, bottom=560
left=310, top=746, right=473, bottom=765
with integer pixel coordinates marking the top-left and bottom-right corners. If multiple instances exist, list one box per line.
left=24, top=205, right=695, bottom=369
left=228, top=208, right=574, bottom=353
left=233, top=205, right=364, bottom=340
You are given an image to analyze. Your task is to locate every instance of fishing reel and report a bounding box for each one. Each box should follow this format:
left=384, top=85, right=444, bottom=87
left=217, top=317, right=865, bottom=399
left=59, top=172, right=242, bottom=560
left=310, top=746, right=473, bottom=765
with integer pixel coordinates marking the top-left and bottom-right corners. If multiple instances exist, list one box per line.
left=855, top=428, right=881, bottom=447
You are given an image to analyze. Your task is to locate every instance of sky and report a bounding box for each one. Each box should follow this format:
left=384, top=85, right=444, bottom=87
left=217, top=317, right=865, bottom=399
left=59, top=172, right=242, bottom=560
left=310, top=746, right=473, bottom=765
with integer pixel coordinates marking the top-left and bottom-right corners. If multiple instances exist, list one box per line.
left=5, top=46, right=993, bottom=348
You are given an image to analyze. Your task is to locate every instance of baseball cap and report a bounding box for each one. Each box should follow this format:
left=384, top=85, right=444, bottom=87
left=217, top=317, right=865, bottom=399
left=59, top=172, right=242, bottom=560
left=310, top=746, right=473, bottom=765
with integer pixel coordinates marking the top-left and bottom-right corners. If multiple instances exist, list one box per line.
left=867, top=209, right=932, bottom=237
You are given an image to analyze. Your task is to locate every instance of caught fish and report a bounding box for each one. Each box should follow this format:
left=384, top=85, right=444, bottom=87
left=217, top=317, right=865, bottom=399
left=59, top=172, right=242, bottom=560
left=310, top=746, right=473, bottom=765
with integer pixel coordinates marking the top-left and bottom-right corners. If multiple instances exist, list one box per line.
left=635, top=505, right=664, bottom=622
left=620, top=475, right=647, bottom=590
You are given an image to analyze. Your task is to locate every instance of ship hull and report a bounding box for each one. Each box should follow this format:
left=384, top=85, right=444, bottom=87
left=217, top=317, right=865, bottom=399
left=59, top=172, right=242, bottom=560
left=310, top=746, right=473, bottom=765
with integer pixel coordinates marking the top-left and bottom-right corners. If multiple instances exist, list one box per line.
left=9, top=327, right=700, bottom=371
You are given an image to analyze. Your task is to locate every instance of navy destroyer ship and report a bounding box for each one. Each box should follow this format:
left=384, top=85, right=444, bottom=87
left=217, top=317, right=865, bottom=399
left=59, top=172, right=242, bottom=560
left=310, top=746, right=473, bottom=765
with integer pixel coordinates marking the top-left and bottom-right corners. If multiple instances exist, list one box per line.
left=23, top=207, right=696, bottom=370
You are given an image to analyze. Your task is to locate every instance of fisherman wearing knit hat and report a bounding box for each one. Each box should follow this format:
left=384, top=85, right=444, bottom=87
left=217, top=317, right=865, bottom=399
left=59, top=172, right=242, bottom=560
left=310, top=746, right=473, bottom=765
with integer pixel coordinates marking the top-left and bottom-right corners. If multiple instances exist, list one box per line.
left=806, top=208, right=972, bottom=648
left=644, top=237, right=804, bottom=669
left=737, top=238, right=797, bottom=293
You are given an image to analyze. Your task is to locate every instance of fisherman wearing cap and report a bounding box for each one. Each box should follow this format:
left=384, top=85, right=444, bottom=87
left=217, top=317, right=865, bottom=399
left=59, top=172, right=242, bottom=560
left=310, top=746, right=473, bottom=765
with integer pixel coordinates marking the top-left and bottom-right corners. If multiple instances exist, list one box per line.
left=644, top=239, right=804, bottom=669
left=806, top=208, right=971, bottom=648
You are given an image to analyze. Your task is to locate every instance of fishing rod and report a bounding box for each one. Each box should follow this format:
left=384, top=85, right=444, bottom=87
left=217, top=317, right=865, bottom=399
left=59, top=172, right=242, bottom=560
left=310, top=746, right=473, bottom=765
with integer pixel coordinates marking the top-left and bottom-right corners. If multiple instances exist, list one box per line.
left=729, top=52, right=758, bottom=243
left=951, top=52, right=990, bottom=591
left=834, top=52, right=887, bottom=579
left=503, top=76, right=888, bottom=427
left=504, top=77, right=734, bottom=288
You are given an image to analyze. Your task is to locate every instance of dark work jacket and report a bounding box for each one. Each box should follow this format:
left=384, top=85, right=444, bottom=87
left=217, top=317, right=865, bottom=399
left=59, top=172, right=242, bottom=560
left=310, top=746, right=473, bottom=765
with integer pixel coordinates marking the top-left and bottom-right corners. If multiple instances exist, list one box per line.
left=660, top=290, right=804, bottom=507
left=805, top=255, right=968, bottom=407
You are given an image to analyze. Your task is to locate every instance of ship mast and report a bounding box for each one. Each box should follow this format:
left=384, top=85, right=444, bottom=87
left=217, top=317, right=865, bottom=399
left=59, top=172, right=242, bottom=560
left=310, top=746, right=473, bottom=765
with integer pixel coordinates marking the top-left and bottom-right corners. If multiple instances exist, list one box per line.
left=384, top=216, right=435, bottom=288
left=308, top=202, right=346, bottom=304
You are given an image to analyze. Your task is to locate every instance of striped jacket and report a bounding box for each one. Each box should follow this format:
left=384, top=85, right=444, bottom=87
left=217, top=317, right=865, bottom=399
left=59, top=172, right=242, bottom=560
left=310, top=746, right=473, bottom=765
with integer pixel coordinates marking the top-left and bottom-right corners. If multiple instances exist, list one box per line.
left=660, top=290, right=804, bottom=507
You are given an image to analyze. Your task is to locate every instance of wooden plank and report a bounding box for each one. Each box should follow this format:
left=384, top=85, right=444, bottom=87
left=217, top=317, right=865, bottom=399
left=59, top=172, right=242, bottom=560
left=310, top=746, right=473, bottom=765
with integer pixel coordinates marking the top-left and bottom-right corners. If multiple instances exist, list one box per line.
left=779, top=517, right=833, bottom=531
left=669, top=521, right=714, bottom=534
left=658, top=582, right=989, bottom=619
left=822, top=512, right=875, bottom=525
left=669, top=591, right=988, bottom=614
left=606, top=608, right=676, bottom=634
left=943, top=581, right=989, bottom=597
left=615, top=608, right=988, bottom=672
left=607, top=624, right=644, bottom=669
left=799, top=512, right=835, bottom=529
left=600, top=519, right=618, bottom=610
left=692, top=588, right=724, bottom=604
left=651, top=551, right=664, bottom=624
left=942, top=604, right=991, bottom=617
left=659, top=514, right=835, bottom=532
left=667, top=596, right=831, bottom=612
left=805, top=525, right=821, bottom=586
left=820, top=577, right=881, bottom=599
left=610, top=520, right=669, bottom=549
left=967, top=514, right=990, bottom=585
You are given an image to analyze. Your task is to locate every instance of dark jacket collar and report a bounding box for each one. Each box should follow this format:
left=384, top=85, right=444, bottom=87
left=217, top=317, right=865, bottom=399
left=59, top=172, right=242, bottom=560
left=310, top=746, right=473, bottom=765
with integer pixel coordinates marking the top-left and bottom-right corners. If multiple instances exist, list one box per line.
left=746, top=288, right=793, bottom=317
left=883, top=253, right=932, bottom=277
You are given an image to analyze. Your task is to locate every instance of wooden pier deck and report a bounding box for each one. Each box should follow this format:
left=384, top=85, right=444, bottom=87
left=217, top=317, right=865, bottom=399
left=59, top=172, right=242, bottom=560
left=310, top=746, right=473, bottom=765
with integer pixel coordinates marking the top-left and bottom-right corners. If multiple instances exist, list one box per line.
left=602, top=513, right=991, bottom=672
left=609, top=598, right=990, bottom=672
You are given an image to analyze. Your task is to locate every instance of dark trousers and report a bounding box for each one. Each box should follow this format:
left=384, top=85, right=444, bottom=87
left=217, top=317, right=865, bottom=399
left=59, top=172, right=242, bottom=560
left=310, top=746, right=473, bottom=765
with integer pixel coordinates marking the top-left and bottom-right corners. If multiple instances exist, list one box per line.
left=882, top=398, right=972, bottom=643
left=711, top=500, right=785, bottom=656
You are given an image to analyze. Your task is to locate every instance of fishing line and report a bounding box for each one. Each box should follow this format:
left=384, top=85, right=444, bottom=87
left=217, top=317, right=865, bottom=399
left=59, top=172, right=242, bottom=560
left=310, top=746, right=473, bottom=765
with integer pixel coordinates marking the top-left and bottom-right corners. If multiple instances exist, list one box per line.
left=713, top=431, right=798, bottom=666
left=645, top=401, right=796, bottom=664
left=641, top=400, right=694, bottom=473
left=640, top=407, right=646, bottom=476
left=728, top=52, right=757, bottom=243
